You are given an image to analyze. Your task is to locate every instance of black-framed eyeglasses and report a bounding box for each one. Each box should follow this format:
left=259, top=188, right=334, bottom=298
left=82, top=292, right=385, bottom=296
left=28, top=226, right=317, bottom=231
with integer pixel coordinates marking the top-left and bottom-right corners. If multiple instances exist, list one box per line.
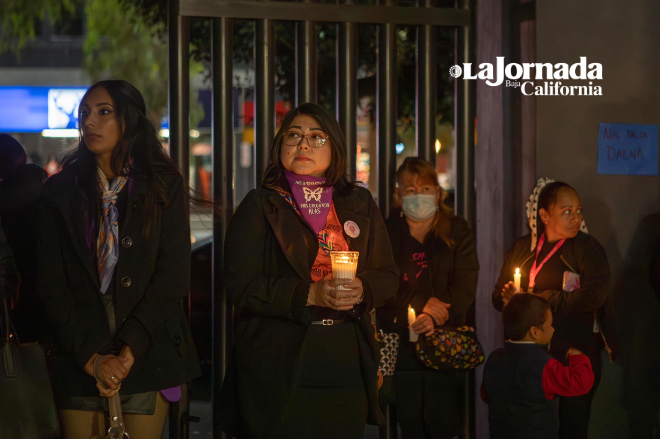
left=282, top=131, right=329, bottom=148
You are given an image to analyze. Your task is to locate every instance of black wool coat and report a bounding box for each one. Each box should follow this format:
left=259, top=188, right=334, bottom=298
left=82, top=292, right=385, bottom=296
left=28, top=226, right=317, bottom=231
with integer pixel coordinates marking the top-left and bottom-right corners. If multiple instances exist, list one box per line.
left=37, top=168, right=201, bottom=397
left=379, top=211, right=479, bottom=329
left=0, top=164, right=48, bottom=342
left=220, top=185, right=399, bottom=439
left=492, top=232, right=613, bottom=358
left=0, top=215, right=20, bottom=305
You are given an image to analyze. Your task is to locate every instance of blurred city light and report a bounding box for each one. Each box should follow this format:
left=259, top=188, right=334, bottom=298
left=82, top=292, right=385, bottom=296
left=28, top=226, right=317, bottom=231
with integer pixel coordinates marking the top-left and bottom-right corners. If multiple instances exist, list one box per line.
left=42, top=129, right=79, bottom=138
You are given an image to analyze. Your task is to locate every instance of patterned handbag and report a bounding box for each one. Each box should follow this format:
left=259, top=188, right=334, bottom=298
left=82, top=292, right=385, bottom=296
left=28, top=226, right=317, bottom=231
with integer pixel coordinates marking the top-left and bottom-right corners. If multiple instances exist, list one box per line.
left=377, top=330, right=400, bottom=376
left=415, top=326, right=485, bottom=372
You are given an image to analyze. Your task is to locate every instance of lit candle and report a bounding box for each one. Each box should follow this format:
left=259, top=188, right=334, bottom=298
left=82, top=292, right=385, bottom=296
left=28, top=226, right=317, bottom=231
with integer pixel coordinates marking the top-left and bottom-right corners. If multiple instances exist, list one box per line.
left=408, top=304, right=418, bottom=342
left=330, top=251, right=359, bottom=291
left=514, top=268, right=521, bottom=293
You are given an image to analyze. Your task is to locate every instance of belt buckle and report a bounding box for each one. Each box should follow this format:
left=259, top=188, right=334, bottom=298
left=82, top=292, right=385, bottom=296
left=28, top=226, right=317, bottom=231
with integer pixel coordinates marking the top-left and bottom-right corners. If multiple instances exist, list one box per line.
left=322, top=319, right=334, bottom=326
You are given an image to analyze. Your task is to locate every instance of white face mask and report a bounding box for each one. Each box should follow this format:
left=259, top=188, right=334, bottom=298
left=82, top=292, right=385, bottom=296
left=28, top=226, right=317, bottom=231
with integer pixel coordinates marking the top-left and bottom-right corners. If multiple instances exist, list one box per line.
left=402, top=194, right=437, bottom=221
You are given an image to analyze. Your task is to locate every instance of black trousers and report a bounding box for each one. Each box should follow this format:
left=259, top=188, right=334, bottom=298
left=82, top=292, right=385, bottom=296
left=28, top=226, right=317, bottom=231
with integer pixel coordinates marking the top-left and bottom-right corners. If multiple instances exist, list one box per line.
left=274, top=322, right=368, bottom=439
left=393, top=369, right=463, bottom=439
left=558, top=352, right=602, bottom=439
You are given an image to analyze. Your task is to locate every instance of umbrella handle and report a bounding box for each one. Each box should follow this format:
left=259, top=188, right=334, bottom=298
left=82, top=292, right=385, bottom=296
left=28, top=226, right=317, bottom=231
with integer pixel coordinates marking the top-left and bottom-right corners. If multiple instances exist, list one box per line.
left=104, top=392, right=129, bottom=439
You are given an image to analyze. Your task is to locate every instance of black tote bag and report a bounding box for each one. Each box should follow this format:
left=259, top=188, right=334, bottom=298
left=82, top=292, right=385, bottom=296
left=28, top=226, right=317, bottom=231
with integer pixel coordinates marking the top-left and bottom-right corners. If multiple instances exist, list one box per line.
left=0, top=298, right=60, bottom=438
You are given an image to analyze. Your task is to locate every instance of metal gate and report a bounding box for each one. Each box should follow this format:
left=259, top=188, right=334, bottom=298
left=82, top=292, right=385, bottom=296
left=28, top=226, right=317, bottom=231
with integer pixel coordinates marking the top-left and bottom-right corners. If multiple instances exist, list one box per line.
left=167, top=1, right=475, bottom=436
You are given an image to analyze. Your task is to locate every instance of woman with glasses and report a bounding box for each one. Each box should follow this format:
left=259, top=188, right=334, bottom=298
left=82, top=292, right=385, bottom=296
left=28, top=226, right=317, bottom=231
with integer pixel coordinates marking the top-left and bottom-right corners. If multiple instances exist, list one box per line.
left=220, top=103, right=399, bottom=439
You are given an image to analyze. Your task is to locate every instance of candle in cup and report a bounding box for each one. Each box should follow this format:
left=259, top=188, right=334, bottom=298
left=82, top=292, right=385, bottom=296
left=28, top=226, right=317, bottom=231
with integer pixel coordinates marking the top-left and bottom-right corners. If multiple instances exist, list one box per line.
left=514, top=268, right=521, bottom=293
left=408, top=304, right=418, bottom=342
left=330, top=251, right=359, bottom=291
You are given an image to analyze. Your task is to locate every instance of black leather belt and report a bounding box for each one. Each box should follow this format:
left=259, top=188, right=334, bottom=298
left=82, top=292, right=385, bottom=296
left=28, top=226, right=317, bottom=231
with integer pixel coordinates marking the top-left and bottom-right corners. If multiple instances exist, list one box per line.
left=311, top=319, right=347, bottom=326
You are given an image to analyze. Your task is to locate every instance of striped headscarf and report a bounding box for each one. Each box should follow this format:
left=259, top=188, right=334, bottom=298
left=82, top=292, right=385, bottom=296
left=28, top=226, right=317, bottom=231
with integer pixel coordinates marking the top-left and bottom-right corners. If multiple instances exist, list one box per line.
left=96, top=167, right=128, bottom=294
left=526, top=177, right=588, bottom=251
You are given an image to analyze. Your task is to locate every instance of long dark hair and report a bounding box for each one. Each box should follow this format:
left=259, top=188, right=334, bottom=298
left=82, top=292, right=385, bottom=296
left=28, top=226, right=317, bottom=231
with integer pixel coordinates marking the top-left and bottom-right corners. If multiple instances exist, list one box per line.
left=395, top=157, right=454, bottom=246
left=537, top=181, right=575, bottom=237
left=61, top=80, right=181, bottom=236
left=262, top=103, right=357, bottom=195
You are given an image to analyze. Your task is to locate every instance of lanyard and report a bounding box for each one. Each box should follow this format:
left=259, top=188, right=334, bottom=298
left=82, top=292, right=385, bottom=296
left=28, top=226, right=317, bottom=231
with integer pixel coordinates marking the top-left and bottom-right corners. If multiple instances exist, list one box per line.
left=528, top=233, right=565, bottom=289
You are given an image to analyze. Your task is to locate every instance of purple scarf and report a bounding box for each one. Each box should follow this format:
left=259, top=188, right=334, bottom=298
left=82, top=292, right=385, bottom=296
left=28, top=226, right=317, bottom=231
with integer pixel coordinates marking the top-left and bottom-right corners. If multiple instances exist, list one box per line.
left=96, top=168, right=128, bottom=294
left=284, top=170, right=333, bottom=233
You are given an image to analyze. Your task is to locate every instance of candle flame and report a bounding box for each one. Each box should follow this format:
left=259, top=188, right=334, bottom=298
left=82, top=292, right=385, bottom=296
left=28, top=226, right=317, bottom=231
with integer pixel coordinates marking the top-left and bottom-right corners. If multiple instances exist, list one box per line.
left=515, top=268, right=520, bottom=275
left=435, top=139, right=441, bottom=153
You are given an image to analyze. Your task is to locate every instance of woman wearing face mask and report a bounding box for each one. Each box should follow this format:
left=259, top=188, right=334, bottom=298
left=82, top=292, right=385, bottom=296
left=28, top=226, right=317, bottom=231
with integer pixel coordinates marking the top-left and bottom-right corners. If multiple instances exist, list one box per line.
left=37, top=80, right=201, bottom=438
left=220, top=103, right=399, bottom=439
left=377, top=157, right=479, bottom=439
left=492, top=179, right=612, bottom=439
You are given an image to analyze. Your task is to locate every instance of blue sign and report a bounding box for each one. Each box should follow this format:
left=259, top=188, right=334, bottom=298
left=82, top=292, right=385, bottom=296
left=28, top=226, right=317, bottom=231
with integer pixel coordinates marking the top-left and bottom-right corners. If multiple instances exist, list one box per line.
left=597, top=123, right=659, bottom=175
left=0, top=86, right=88, bottom=132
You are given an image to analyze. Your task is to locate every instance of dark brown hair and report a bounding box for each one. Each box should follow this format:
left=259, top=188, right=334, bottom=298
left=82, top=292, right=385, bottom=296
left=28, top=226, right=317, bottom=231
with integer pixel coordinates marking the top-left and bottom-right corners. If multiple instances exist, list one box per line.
left=262, top=103, right=357, bottom=195
left=503, top=294, right=551, bottom=341
left=537, top=181, right=576, bottom=237
left=395, top=157, right=454, bottom=246
left=61, top=80, right=182, bottom=237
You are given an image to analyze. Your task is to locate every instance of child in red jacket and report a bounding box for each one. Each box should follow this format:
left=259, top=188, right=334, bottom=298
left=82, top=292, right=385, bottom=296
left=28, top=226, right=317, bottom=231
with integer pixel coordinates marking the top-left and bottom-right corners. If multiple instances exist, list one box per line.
left=482, top=294, right=594, bottom=439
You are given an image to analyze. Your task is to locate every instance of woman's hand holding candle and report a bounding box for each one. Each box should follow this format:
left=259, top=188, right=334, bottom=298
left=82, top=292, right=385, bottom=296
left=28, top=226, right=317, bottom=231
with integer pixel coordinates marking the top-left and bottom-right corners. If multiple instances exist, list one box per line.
left=308, top=274, right=364, bottom=310
left=411, top=313, right=435, bottom=337
left=501, top=281, right=518, bottom=307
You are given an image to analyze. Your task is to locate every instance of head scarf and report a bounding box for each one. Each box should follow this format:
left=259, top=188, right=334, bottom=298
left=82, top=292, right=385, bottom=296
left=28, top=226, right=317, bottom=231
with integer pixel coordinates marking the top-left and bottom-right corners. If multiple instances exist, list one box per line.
left=96, top=167, right=128, bottom=293
left=526, top=177, right=588, bottom=251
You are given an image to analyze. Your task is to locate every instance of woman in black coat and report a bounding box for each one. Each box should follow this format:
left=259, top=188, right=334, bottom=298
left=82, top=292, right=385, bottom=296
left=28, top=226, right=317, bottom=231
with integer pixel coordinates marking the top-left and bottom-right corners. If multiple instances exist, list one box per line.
left=492, top=179, right=611, bottom=439
left=377, top=157, right=479, bottom=439
left=37, top=80, right=201, bottom=439
left=0, top=134, right=48, bottom=342
left=220, top=103, right=399, bottom=439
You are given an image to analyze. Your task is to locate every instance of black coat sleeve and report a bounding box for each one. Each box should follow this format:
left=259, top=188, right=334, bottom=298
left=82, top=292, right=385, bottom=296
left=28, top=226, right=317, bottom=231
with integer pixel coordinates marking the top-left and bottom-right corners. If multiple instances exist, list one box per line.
left=355, top=195, right=399, bottom=312
left=0, top=217, right=19, bottom=306
left=446, top=218, right=479, bottom=326
left=537, top=238, right=610, bottom=315
left=37, top=200, right=109, bottom=368
left=117, top=175, right=192, bottom=358
left=492, top=244, right=517, bottom=312
left=224, top=190, right=312, bottom=321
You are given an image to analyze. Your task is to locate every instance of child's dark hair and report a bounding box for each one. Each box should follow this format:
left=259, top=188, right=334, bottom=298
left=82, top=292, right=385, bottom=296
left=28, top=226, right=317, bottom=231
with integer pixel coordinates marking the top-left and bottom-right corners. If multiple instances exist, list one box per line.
left=503, top=294, right=551, bottom=340
left=537, top=181, right=575, bottom=236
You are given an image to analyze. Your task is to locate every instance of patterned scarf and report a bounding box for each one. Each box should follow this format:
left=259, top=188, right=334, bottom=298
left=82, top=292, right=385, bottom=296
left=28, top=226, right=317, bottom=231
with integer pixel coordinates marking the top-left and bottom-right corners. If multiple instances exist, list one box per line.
left=526, top=177, right=588, bottom=251
left=96, top=167, right=128, bottom=294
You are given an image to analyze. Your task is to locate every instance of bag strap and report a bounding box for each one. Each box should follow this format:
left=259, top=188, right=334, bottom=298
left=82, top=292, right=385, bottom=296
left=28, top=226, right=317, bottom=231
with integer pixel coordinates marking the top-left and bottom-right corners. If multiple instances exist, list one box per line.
left=1, top=297, right=18, bottom=377
left=1, top=296, right=19, bottom=346
left=1, top=296, right=9, bottom=344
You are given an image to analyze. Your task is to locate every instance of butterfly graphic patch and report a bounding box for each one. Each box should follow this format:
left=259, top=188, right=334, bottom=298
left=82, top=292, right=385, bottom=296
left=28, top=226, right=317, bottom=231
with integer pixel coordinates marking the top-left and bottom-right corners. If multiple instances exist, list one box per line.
left=303, top=186, right=323, bottom=202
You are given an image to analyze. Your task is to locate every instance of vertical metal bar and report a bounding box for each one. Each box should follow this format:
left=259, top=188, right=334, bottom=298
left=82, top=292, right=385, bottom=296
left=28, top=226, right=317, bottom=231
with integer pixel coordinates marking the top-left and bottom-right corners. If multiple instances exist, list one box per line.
left=377, top=0, right=397, bottom=218
left=212, top=17, right=234, bottom=439
left=296, top=12, right=317, bottom=105
left=454, top=0, right=475, bottom=227
left=455, top=1, right=476, bottom=438
left=336, top=0, right=357, bottom=181
left=168, top=3, right=189, bottom=438
left=168, top=0, right=190, bottom=185
left=255, top=17, right=275, bottom=186
left=416, top=0, right=437, bottom=164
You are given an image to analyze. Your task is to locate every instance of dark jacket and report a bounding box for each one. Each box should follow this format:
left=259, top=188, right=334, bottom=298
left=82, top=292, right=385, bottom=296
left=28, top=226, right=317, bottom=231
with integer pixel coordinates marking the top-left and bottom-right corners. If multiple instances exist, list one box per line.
left=0, top=215, right=20, bottom=305
left=37, top=168, right=201, bottom=397
left=0, top=164, right=48, bottom=341
left=379, top=211, right=479, bottom=329
left=220, top=185, right=399, bottom=438
left=492, top=232, right=613, bottom=358
left=483, top=343, right=559, bottom=439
